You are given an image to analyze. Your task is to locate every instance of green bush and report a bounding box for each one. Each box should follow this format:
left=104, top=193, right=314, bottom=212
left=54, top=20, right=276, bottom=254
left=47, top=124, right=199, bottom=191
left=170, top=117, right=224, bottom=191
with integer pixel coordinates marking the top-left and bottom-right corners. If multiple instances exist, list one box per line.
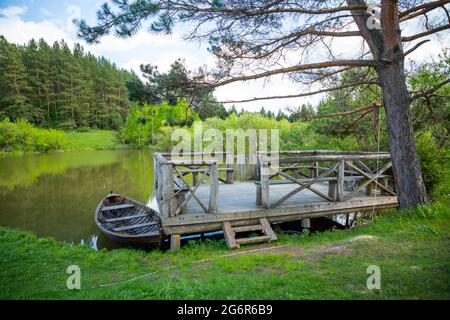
left=0, top=118, right=19, bottom=150
left=0, top=117, right=65, bottom=152
left=32, top=128, right=65, bottom=152
left=15, top=118, right=35, bottom=147
left=415, top=130, right=449, bottom=196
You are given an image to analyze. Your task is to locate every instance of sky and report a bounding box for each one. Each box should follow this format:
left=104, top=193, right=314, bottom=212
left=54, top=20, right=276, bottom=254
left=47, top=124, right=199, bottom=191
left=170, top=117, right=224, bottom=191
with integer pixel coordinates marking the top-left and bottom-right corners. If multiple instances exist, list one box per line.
left=0, top=0, right=448, bottom=113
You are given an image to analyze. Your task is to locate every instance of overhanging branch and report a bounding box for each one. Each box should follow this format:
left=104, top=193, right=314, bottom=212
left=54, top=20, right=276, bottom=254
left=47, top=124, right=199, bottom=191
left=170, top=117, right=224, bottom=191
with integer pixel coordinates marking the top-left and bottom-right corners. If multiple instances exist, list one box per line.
left=410, top=78, right=450, bottom=101
left=399, top=0, right=450, bottom=20
left=404, top=39, right=431, bottom=56
left=402, top=23, right=450, bottom=41
left=217, top=80, right=379, bottom=104
left=164, top=2, right=368, bottom=16
left=303, top=103, right=381, bottom=120
left=291, top=78, right=450, bottom=121
left=210, top=59, right=378, bottom=87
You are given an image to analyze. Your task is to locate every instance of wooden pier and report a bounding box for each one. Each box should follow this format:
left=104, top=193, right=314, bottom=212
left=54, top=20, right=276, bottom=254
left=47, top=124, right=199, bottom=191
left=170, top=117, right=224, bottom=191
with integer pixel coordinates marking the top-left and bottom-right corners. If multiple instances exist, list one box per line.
left=153, top=151, right=398, bottom=250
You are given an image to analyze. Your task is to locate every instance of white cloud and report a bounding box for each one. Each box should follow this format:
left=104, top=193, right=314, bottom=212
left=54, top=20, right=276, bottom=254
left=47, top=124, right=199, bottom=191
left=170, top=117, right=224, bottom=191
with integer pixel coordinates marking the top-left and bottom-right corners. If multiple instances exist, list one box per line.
left=0, top=5, right=27, bottom=18
left=121, top=59, right=145, bottom=75
left=40, top=8, right=51, bottom=16
left=0, top=10, right=69, bottom=45
left=66, top=5, right=81, bottom=34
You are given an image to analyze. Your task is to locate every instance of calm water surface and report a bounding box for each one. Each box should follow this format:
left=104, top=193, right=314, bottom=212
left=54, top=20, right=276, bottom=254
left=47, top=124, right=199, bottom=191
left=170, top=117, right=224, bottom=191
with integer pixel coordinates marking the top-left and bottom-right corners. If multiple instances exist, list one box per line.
left=0, top=150, right=155, bottom=249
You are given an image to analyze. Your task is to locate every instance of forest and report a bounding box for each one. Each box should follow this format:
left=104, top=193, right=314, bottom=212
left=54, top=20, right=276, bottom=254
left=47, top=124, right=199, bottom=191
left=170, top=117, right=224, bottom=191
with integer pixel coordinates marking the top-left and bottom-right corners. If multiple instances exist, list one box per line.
left=0, top=36, right=133, bottom=130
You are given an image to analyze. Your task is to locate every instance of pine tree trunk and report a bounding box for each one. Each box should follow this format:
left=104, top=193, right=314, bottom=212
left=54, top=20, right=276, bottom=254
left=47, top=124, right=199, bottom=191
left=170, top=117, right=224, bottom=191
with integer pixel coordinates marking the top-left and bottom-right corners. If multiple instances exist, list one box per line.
left=377, top=60, right=429, bottom=208
left=347, top=0, right=429, bottom=208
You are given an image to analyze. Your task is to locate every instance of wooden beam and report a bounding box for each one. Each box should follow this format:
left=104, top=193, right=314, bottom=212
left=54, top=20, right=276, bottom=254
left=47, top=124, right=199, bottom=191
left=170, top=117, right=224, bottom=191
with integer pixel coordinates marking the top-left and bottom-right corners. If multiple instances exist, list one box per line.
left=336, top=160, right=345, bottom=201
left=267, top=150, right=389, bottom=156
left=328, top=180, right=337, bottom=200
left=345, top=161, right=396, bottom=196
left=170, top=235, right=181, bottom=251
left=236, top=235, right=271, bottom=245
left=209, top=162, right=219, bottom=214
left=301, top=218, right=311, bottom=228
left=222, top=221, right=238, bottom=249
left=272, top=169, right=335, bottom=202
left=271, top=162, right=338, bottom=207
left=226, top=152, right=234, bottom=184
left=277, top=154, right=391, bottom=163
left=255, top=182, right=262, bottom=205
left=343, top=161, right=393, bottom=201
left=260, top=218, right=277, bottom=241
left=162, top=163, right=177, bottom=218
left=162, top=200, right=398, bottom=235
left=260, top=161, right=270, bottom=208
left=173, top=166, right=208, bottom=215
left=162, top=196, right=398, bottom=228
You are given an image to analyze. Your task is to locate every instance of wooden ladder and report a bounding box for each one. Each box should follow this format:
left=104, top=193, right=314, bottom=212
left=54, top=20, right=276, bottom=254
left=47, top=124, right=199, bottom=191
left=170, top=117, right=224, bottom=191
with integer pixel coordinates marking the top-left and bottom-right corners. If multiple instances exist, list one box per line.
left=222, top=218, right=277, bottom=249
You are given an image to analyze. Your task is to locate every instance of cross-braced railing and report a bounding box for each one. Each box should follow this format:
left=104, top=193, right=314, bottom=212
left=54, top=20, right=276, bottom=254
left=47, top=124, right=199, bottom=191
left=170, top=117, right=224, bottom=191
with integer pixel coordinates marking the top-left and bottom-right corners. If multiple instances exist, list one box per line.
left=153, top=152, right=234, bottom=217
left=256, top=150, right=396, bottom=209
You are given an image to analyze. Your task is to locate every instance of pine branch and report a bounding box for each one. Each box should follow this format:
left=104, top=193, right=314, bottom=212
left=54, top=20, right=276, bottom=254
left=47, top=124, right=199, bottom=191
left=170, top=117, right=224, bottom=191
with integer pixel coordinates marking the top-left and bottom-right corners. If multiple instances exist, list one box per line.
left=217, top=80, right=379, bottom=104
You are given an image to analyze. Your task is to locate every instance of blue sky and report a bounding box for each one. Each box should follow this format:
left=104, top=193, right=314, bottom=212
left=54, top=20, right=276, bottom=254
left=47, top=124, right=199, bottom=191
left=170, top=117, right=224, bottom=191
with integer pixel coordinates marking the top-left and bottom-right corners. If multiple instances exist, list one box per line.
left=0, top=1, right=448, bottom=112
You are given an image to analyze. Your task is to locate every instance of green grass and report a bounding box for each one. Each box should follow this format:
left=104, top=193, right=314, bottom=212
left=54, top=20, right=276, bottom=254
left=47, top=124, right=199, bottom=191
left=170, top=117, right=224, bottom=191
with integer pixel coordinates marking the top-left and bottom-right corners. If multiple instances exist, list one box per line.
left=1, top=201, right=449, bottom=299
left=63, top=130, right=127, bottom=151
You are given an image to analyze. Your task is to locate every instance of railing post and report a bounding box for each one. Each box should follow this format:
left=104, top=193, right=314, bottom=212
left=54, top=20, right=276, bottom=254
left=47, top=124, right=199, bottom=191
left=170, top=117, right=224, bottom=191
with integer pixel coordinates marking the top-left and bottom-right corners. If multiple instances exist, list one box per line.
left=226, top=152, right=234, bottom=184
left=153, top=155, right=157, bottom=191
left=366, top=182, right=373, bottom=196
left=170, top=235, right=181, bottom=251
left=301, top=218, right=310, bottom=229
left=336, top=159, right=345, bottom=201
left=192, top=171, right=199, bottom=186
left=162, top=163, right=177, bottom=217
left=328, top=180, right=337, bottom=200
left=381, top=177, right=390, bottom=195
left=260, top=160, right=270, bottom=208
left=208, top=162, right=219, bottom=214
left=154, top=154, right=164, bottom=201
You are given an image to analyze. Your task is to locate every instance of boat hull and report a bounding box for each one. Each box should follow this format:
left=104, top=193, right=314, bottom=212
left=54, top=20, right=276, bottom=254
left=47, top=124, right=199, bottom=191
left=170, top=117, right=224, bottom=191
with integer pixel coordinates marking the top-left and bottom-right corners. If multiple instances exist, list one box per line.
left=95, top=193, right=163, bottom=246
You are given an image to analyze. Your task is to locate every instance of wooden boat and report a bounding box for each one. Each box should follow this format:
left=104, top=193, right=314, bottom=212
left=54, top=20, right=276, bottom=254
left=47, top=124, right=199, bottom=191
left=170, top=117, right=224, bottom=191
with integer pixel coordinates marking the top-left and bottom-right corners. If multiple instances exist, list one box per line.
left=95, top=193, right=163, bottom=245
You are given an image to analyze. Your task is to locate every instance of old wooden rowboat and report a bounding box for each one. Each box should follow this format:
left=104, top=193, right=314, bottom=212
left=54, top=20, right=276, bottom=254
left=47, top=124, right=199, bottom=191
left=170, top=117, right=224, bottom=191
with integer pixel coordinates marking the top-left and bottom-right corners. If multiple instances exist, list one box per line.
left=95, top=193, right=163, bottom=245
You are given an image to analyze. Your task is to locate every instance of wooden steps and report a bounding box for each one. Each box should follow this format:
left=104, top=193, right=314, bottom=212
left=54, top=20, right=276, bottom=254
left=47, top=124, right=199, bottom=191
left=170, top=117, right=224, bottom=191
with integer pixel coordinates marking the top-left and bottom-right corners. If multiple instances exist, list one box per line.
left=222, top=218, right=277, bottom=249
left=236, top=235, right=272, bottom=245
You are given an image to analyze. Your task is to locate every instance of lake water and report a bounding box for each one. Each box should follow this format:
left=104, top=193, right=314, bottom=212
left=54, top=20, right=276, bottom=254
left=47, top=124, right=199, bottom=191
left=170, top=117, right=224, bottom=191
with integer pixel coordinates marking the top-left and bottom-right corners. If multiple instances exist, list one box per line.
left=0, top=150, right=155, bottom=249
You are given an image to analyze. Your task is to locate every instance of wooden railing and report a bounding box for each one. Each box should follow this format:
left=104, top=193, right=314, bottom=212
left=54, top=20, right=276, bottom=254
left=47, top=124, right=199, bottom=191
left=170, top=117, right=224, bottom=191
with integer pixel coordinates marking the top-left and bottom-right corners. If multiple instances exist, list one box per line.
left=154, top=150, right=397, bottom=215
left=256, top=150, right=396, bottom=208
left=153, top=152, right=234, bottom=218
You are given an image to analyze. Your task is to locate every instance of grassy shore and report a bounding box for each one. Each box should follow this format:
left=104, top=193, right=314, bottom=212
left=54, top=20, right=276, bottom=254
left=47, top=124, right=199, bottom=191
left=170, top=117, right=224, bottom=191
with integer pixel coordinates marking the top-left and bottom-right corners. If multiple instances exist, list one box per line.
left=63, top=130, right=127, bottom=151
left=0, top=200, right=449, bottom=300
left=0, top=130, right=128, bottom=155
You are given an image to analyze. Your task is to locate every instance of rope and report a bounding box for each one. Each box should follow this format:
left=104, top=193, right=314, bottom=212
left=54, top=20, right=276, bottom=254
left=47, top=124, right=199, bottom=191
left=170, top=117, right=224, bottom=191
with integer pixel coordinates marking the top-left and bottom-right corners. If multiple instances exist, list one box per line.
left=371, top=105, right=383, bottom=220
left=98, top=244, right=289, bottom=287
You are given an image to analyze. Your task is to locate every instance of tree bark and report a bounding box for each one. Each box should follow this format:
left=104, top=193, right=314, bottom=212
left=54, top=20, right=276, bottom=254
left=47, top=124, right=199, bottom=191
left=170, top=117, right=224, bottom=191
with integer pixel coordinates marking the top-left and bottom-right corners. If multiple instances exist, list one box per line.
left=347, top=0, right=429, bottom=208
left=377, top=61, right=429, bottom=207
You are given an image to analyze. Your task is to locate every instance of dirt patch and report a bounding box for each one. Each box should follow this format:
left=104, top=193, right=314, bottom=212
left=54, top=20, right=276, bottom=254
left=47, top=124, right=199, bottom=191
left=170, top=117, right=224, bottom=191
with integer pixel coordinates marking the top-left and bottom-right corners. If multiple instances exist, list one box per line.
left=349, top=235, right=378, bottom=242
left=245, top=234, right=380, bottom=262
left=260, top=245, right=304, bottom=256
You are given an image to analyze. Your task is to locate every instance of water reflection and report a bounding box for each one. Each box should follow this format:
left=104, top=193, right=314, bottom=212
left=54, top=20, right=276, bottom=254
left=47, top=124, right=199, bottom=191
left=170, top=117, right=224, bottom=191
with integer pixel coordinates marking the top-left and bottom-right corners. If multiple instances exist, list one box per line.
left=0, top=150, right=155, bottom=248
